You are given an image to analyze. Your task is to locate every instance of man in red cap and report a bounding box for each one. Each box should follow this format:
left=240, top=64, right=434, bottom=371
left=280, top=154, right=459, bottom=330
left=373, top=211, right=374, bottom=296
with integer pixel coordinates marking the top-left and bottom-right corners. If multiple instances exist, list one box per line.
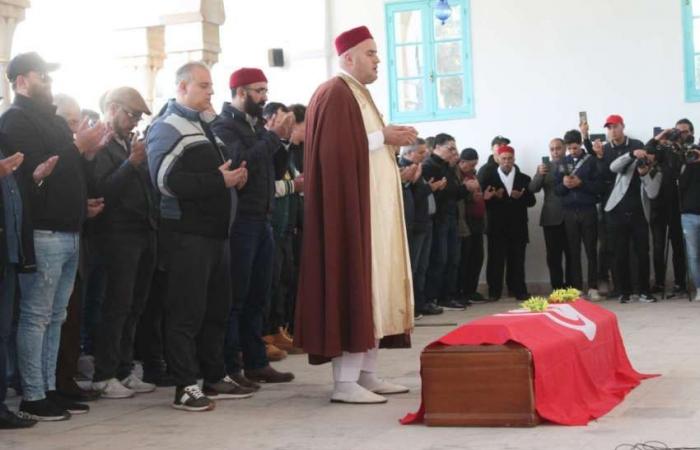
left=295, top=26, right=417, bottom=404
left=477, top=145, right=536, bottom=301
left=588, top=114, right=644, bottom=298
left=212, top=67, right=296, bottom=386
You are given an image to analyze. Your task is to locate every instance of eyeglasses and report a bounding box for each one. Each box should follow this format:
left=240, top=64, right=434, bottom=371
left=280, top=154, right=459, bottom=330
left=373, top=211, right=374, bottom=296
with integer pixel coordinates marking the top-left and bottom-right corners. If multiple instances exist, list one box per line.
left=246, top=87, right=269, bottom=95
left=119, top=105, right=142, bottom=122
left=27, top=71, right=51, bottom=83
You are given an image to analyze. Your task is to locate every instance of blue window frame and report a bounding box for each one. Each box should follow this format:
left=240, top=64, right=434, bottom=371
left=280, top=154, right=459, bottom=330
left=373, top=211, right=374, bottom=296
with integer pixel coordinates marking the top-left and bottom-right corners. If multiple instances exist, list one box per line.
left=682, top=0, right=700, bottom=101
left=385, top=0, right=474, bottom=123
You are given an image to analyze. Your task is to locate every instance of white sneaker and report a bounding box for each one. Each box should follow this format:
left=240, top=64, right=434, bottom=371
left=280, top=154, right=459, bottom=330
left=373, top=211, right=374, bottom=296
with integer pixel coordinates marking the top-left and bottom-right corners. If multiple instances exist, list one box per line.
left=330, top=382, right=388, bottom=404
left=587, top=289, right=601, bottom=302
left=92, top=378, right=135, bottom=399
left=121, top=374, right=156, bottom=394
left=358, top=372, right=409, bottom=395
left=692, top=291, right=700, bottom=302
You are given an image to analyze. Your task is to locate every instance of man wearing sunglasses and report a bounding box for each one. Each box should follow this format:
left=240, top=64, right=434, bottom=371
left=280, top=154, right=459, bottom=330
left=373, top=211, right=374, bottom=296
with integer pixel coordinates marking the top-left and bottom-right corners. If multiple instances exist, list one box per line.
left=90, top=87, right=159, bottom=399
left=0, top=52, right=111, bottom=421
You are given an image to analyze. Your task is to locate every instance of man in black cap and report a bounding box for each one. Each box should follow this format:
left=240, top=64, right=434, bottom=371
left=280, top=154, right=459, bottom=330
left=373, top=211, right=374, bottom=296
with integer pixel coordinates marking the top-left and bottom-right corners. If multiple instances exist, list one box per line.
left=0, top=52, right=111, bottom=421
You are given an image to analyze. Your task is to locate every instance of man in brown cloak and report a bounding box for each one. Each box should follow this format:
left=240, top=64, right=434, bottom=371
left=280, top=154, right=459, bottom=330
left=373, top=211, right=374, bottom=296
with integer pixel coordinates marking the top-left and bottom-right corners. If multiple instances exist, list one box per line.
left=295, top=26, right=418, bottom=404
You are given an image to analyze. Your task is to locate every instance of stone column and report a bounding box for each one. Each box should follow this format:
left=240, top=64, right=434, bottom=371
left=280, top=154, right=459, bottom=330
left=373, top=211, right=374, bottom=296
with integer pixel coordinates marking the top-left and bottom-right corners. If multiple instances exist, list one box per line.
left=114, top=25, right=165, bottom=114
left=161, top=0, right=225, bottom=68
left=113, top=0, right=225, bottom=116
left=0, top=0, right=30, bottom=110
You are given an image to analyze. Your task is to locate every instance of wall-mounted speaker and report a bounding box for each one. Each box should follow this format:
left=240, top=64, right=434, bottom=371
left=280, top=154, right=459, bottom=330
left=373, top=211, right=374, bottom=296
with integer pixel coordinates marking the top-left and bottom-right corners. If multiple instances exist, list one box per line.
left=268, top=48, right=284, bottom=67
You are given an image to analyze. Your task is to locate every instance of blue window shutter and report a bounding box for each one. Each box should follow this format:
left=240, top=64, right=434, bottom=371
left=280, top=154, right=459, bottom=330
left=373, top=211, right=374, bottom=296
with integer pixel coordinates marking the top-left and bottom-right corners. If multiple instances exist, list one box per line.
left=682, top=0, right=700, bottom=102
left=385, top=0, right=475, bottom=122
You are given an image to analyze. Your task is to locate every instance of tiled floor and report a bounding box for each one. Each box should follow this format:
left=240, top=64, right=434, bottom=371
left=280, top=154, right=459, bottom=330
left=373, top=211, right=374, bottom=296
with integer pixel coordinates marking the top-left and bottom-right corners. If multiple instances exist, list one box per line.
left=3, top=298, right=700, bottom=450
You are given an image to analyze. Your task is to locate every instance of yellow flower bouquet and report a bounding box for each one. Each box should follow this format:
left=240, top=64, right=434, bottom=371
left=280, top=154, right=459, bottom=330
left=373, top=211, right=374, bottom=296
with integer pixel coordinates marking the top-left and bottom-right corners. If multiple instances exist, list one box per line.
left=520, top=296, right=549, bottom=312
left=548, top=288, right=581, bottom=304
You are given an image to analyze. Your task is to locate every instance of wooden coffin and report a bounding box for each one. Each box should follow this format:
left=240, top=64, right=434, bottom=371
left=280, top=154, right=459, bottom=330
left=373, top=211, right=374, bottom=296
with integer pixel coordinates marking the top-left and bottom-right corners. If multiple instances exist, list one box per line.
left=421, top=342, right=541, bottom=427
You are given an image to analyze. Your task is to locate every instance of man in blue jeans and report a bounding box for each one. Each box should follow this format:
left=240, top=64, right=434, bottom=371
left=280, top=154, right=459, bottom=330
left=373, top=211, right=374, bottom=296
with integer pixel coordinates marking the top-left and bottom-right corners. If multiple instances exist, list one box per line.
left=679, top=147, right=700, bottom=301
left=0, top=52, right=111, bottom=421
left=0, top=132, right=55, bottom=428
left=213, top=68, right=295, bottom=386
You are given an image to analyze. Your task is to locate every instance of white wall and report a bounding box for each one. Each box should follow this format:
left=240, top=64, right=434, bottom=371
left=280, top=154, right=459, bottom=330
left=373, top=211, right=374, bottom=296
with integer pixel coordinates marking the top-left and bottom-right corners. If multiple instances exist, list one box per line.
left=327, top=0, right=700, bottom=284
left=209, top=0, right=330, bottom=109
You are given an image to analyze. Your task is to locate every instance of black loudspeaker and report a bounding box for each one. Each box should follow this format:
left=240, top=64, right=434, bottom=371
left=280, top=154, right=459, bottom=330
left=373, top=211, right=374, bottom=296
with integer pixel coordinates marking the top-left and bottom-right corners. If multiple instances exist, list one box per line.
left=268, top=48, right=284, bottom=67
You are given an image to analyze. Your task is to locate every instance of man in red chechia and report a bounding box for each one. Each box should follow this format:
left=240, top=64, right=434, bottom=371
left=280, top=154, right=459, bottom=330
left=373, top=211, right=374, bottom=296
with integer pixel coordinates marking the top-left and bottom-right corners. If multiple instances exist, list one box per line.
left=295, top=26, right=418, bottom=404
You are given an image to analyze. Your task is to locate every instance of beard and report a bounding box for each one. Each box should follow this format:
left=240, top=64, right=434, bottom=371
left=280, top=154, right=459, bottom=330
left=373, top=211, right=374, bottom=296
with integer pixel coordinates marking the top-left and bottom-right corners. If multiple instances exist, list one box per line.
left=28, top=83, right=53, bottom=106
left=243, top=94, right=265, bottom=119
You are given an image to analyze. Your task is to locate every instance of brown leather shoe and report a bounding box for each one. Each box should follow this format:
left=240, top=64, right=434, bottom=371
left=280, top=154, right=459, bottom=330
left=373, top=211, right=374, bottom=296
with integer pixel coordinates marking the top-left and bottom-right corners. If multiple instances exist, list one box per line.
left=265, top=343, right=288, bottom=362
left=274, top=328, right=305, bottom=355
left=228, top=372, right=261, bottom=391
left=245, top=365, right=295, bottom=384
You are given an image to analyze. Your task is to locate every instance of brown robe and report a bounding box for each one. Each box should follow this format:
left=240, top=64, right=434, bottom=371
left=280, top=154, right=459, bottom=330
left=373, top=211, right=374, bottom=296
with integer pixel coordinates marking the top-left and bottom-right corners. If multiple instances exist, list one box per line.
left=295, top=76, right=410, bottom=364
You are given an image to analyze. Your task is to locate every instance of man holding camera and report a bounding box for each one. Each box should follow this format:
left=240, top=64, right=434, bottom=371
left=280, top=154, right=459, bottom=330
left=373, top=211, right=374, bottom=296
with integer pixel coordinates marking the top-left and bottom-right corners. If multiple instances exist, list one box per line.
left=603, top=144, right=662, bottom=303
left=645, top=120, right=691, bottom=297
left=679, top=137, right=700, bottom=301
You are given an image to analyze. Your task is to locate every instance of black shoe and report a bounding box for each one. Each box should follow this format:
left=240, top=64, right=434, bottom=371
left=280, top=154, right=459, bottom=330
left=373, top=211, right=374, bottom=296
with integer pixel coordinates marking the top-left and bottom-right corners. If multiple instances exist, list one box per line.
left=619, top=294, right=631, bottom=304
left=0, top=410, right=37, bottom=429
left=437, top=299, right=466, bottom=311
left=515, top=293, right=531, bottom=301
left=18, top=398, right=71, bottom=422
left=46, top=391, right=90, bottom=415
left=419, top=303, right=444, bottom=315
left=639, top=293, right=658, bottom=303
left=668, top=285, right=687, bottom=299
left=143, top=371, right=177, bottom=387
left=650, top=284, right=664, bottom=294
left=228, top=372, right=261, bottom=391
left=470, top=292, right=486, bottom=302
left=57, top=381, right=101, bottom=402
left=607, top=291, right=621, bottom=300
left=202, top=376, right=255, bottom=400
left=172, top=385, right=215, bottom=412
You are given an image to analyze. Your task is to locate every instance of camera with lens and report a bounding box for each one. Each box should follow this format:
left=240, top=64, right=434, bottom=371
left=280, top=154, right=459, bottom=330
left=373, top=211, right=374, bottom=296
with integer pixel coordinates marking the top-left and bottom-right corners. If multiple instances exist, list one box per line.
left=665, top=128, right=683, bottom=142
left=664, top=133, right=700, bottom=164
left=685, top=144, right=700, bottom=163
